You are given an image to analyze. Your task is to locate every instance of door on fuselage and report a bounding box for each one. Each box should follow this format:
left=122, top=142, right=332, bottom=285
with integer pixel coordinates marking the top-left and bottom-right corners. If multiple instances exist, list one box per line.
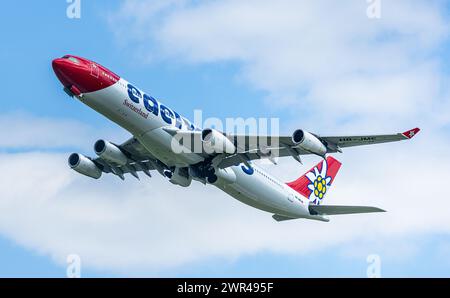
left=90, top=63, right=99, bottom=78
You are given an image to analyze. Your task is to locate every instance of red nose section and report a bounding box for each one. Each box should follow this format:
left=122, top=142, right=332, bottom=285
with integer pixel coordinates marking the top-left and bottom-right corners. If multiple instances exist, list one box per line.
left=52, top=55, right=120, bottom=94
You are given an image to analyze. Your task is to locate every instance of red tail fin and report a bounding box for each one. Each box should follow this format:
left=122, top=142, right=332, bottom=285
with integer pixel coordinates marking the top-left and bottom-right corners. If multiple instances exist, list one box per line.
left=286, top=156, right=342, bottom=205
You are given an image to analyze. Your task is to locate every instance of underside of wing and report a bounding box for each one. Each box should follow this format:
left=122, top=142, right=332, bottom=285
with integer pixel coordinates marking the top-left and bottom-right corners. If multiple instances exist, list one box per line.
left=165, top=127, right=420, bottom=168
left=70, top=137, right=169, bottom=180
left=99, top=137, right=171, bottom=178
left=215, top=128, right=420, bottom=168
left=320, top=128, right=420, bottom=149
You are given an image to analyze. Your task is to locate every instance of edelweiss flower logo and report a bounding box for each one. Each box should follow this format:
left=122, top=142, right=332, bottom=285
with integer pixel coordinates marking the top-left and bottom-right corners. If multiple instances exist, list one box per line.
left=306, top=160, right=332, bottom=205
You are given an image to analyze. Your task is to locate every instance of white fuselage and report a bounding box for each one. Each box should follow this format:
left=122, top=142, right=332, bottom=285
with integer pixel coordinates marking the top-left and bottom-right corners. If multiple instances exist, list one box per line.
left=79, top=79, right=314, bottom=219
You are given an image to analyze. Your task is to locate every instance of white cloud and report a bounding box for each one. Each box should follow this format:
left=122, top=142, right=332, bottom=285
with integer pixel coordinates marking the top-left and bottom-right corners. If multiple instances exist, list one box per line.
left=109, top=0, right=449, bottom=123
left=102, top=0, right=450, bottom=274
left=0, top=112, right=446, bottom=275
left=0, top=112, right=129, bottom=151
left=0, top=125, right=449, bottom=275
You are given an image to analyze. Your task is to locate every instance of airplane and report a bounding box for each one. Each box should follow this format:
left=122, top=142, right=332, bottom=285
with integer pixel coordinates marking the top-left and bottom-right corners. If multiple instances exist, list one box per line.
left=52, top=55, right=420, bottom=222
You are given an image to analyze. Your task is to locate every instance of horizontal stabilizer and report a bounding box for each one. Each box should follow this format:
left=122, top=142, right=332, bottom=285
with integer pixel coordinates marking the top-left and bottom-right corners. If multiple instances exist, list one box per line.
left=309, top=205, right=386, bottom=216
left=272, top=214, right=296, bottom=222
left=272, top=213, right=330, bottom=222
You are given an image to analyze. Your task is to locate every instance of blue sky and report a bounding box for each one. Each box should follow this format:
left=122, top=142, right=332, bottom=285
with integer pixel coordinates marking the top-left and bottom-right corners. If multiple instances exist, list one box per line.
left=1, top=0, right=450, bottom=277
left=0, top=1, right=268, bottom=122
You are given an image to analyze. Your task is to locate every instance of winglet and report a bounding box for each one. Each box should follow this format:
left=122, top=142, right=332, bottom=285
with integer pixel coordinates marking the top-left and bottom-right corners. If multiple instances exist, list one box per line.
left=402, top=128, right=420, bottom=139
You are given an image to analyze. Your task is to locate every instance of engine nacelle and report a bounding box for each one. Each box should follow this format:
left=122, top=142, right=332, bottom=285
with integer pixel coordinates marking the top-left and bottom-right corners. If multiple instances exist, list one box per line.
left=68, top=153, right=102, bottom=179
left=206, top=167, right=237, bottom=185
left=291, top=129, right=327, bottom=156
left=201, top=129, right=236, bottom=154
left=94, top=140, right=128, bottom=166
left=165, top=167, right=192, bottom=187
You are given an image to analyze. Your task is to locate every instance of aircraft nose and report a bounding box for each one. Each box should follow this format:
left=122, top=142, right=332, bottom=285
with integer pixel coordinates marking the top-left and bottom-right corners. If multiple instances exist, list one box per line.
left=52, top=56, right=92, bottom=95
left=52, top=55, right=120, bottom=95
left=52, top=57, right=83, bottom=93
left=52, top=58, right=70, bottom=84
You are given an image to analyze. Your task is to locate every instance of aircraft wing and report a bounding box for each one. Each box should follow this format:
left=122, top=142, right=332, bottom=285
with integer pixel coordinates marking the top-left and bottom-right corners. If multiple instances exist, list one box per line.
left=319, top=127, right=421, bottom=149
left=90, top=137, right=167, bottom=180
left=166, top=127, right=420, bottom=168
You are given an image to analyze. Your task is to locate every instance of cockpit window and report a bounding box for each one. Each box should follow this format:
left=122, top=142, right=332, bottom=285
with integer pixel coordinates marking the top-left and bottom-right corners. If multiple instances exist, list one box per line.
left=62, top=56, right=80, bottom=64
left=68, top=57, right=80, bottom=64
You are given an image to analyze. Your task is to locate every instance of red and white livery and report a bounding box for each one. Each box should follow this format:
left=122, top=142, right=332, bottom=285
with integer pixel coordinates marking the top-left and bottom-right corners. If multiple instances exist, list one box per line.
left=52, top=55, right=420, bottom=222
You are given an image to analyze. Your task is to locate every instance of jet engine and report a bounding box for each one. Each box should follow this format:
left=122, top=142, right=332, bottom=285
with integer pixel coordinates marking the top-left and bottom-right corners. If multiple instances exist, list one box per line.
left=206, top=167, right=237, bottom=185
left=68, top=153, right=102, bottom=179
left=201, top=129, right=236, bottom=154
left=164, top=167, right=192, bottom=187
left=291, top=129, right=327, bottom=157
left=94, top=139, right=128, bottom=166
